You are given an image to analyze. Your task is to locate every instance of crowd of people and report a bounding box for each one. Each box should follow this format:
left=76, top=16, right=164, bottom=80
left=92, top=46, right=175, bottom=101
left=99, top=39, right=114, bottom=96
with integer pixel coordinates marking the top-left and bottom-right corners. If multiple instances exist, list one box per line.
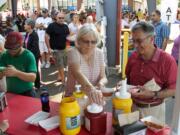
left=0, top=7, right=179, bottom=133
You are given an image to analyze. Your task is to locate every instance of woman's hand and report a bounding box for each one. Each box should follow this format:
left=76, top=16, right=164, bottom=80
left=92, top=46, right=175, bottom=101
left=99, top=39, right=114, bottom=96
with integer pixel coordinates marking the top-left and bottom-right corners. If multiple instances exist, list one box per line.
left=87, top=89, right=104, bottom=105
left=48, top=48, right=52, bottom=54
left=96, top=82, right=105, bottom=90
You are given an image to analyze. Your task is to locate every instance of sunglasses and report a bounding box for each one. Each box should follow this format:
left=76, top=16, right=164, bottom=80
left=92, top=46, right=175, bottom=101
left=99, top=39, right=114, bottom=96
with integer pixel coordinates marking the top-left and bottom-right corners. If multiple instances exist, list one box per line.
left=58, top=17, right=64, bottom=19
left=81, top=39, right=97, bottom=45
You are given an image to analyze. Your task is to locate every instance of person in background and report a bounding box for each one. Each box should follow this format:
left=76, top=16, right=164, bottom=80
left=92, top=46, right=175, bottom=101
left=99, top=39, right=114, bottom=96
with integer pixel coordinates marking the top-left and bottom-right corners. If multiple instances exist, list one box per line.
left=151, top=10, right=170, bottom=50
left=0, top=13, right=7, bottom=36
left=66, top=24, right=107, bottom=105
left=0, top=34, right=6, bottom=91
left=4, top=19, right=14, bottom=36
left=67, top=13, right=82, bottom=47
left=136, top=8, right=143, bottom=20
left=0, top=32, right=37, bottom=97
left=121, top=12, right=130, bottom=29
left=45, top=12, right=69, bottom=82
left=86, top=15, right=94, bottom=24
left=29, top=11, right=38, bottom=21
left=36, top=8, right=52, bottom=68
left=171, top=33, right=180, bottom=64
left=64, top=10, right=76, bottom=24
left=130, top=15, right=139, bottom=29
left=175, top=9, right=180, bottom=24
left=0, top=14, right=3, bottom=35
left=24, top=18, right=41, bottom=89
left=126, top=22, right=177, bottom=122
left=171, top=10, right=180, bottom=64
left=79, top=11, right=88, bottom=24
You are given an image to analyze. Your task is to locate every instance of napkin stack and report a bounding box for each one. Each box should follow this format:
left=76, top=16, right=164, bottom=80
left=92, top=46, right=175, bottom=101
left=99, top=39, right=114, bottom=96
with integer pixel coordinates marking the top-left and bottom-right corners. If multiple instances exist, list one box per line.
left=39, top=116, right=59, bottom=132
left=25, top=111, right=59, bottom=132
left=144, top=78, right=161, bottom=91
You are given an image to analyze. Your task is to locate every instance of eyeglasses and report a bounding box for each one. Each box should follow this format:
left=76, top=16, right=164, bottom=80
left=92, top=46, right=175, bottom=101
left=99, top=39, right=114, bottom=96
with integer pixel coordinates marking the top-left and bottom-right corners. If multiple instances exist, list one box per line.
left=81, top=39, right=97, bottom=45
left=132, top=35, right=151, bottom=45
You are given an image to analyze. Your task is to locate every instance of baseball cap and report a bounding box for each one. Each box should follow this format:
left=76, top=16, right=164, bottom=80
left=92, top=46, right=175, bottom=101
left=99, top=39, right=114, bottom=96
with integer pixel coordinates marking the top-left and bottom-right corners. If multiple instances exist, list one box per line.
left=5, top=32, right=23, bottom=50
left=25, top=18, right=35, bottom=29
left=42, top=8, right=48, bottom=13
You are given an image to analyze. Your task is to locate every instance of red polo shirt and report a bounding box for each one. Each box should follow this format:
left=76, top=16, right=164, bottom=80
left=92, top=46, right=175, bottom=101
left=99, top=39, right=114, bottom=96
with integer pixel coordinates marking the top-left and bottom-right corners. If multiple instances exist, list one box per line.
left=126, top=48, right=177, bottom=90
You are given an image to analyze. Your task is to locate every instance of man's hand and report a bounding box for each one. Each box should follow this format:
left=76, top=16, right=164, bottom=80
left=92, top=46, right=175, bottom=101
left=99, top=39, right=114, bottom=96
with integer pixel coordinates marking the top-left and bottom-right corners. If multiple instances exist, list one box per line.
left=131, top=86, right=155, bottom=99
left=0, top=71, right=5, bottom=79
left=4, top=65, right=18, bottom=77
left=116, top=81, right=122, bottom=91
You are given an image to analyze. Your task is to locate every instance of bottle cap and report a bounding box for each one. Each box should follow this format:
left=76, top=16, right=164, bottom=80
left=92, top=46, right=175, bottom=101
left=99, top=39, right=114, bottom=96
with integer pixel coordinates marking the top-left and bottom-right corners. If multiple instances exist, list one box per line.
left=75, top=84, right=81, bottom=93
left=87, top=103, right=103, bottom=113
left=116, top=79, right=131, bottom=99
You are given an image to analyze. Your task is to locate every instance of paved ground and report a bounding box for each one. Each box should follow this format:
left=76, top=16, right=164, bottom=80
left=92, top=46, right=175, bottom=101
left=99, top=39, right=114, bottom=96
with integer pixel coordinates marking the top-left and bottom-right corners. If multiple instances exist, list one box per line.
left=39, top=65, right=121, bottom=102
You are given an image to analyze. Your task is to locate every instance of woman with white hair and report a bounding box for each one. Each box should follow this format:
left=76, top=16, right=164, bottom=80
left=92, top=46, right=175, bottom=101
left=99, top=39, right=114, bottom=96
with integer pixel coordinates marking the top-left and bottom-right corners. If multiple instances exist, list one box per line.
left=66, top=24, right=107, bottom=105
left=0, top=34, right=6, bottom=91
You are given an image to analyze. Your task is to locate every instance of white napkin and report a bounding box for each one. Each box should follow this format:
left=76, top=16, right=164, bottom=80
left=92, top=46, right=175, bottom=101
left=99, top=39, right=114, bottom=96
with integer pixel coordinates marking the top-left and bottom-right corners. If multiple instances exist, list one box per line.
left=25, top=111, right=50, bottom=126
left=39, top=116, right=60, bottom=132
left=144, top=78, right=161, bottom=91
left=118, top=111, right=140, bottom=127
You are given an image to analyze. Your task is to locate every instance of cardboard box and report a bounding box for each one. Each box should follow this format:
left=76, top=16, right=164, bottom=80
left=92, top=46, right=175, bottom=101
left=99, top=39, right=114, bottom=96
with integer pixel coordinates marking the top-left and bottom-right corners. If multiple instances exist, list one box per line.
left=114, top=121, right=147, bottom=135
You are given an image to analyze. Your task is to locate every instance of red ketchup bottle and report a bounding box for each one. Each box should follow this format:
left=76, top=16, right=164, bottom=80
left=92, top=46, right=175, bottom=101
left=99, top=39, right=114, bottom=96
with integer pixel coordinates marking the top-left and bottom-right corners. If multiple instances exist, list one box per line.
left=84, top=103, right=107, bottom=135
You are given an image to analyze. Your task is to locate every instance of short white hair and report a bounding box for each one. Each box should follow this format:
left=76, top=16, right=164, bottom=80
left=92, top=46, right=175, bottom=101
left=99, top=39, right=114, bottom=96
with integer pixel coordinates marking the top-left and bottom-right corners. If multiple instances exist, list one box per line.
left=76, top=24, right=100, bottom=44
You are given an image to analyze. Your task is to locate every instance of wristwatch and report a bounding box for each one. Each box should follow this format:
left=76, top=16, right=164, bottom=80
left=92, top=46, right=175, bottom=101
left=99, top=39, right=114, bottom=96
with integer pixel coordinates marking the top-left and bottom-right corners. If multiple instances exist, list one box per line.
left=154, top=91, right=159, bottom=98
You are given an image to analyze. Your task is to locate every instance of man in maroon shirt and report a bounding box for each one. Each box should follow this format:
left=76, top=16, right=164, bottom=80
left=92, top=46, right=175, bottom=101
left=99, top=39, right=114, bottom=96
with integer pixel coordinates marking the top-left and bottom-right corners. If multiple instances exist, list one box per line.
left=126, top=21, right=177, bottom=122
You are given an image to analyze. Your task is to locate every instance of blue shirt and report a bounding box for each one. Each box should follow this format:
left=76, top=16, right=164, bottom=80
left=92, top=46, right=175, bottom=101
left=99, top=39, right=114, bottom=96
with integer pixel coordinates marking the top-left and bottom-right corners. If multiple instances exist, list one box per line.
left=153, top=21, right=170, bottom=49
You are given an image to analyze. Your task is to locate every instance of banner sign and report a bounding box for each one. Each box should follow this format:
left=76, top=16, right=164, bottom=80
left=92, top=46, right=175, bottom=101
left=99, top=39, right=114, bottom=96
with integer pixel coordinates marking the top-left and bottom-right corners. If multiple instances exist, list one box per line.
left=161, top=0, right=178, bottom=23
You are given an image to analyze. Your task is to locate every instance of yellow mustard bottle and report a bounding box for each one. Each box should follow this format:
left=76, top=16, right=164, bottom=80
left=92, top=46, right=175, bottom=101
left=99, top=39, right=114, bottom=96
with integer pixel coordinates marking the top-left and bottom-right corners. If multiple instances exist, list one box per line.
left=112, top=79, right=132, bottom=125
left=59, top=97, right=81, bottom=135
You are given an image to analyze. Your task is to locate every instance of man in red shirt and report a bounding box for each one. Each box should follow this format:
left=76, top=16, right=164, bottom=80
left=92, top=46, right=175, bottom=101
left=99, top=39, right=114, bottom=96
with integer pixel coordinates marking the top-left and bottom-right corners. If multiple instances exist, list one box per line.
left=126, top=21, right=177, bottom=122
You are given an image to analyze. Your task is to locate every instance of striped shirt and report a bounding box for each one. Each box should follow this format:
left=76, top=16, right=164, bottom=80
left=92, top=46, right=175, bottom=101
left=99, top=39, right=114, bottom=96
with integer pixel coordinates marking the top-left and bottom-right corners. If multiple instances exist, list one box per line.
left=66, top=47, right=105, bottom=96
left=153, top=20, right=170, bottom=49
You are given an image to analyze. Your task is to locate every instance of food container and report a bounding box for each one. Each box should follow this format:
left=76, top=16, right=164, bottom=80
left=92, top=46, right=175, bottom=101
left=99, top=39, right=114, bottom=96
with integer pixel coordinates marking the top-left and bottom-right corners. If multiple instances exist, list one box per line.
left=101, top=87, right=114, bottom=97
left=84, top=103, right=107, bottom=135
left=114, top=121, right=147, bottom=135
left=59, top=97, right=81, bottom=135
left=141, top=116, right=165, bottom=133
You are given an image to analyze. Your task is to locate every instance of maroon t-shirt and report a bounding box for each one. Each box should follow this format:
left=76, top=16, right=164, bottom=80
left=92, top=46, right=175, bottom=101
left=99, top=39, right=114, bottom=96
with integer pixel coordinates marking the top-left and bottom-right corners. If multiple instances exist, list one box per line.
left=126, top=48, right=177, bottom=104
left=126, top=48, right=177, bottom=91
